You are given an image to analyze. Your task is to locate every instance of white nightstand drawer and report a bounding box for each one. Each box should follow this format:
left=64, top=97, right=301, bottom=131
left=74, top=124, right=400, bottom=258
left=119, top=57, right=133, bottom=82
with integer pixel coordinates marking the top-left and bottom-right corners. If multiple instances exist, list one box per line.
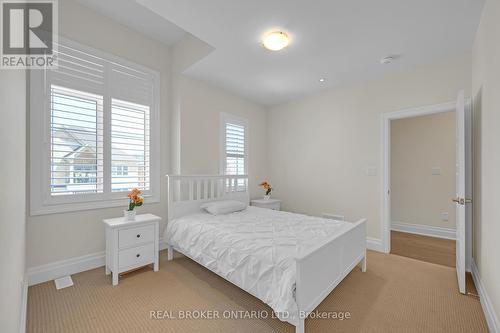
left=119, top=225, right=154, bottom=249
left=119, top=243, right=154, bottom=271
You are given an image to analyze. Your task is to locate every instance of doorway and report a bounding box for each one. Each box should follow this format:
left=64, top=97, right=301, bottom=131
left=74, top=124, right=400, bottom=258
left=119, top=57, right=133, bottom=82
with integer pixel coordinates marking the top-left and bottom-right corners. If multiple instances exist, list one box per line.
left=381, top=95, right=473, bottom=294
left=390, top=111, right=456, bottom=267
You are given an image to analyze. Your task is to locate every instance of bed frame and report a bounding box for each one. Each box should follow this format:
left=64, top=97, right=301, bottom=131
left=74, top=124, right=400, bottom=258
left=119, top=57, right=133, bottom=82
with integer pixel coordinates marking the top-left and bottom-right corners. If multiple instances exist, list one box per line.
left=166, top=175, right=367, bottom=333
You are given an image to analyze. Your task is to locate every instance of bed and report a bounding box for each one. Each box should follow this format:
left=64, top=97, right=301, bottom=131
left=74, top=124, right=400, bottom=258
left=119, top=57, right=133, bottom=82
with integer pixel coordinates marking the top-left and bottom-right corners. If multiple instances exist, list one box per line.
left=166, top=175, right=367, bottom=333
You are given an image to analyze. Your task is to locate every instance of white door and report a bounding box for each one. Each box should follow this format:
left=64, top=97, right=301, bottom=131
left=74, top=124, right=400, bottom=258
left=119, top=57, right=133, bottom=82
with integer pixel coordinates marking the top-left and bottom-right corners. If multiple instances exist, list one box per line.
left=454, top=90, right=466, bottom=294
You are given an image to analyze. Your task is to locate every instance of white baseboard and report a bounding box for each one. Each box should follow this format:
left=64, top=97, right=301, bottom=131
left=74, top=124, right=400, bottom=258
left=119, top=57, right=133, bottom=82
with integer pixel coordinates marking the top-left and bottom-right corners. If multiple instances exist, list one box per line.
left=391, top=221, right=456, bottom=240
left=26, top=240, right=169, bottom=286
left=471, top=259, right=500, bottom=333
left=26, top=251, right=106, bottom=286
left=20, top=278, right=28, bottom=333
left=366, top=237, right=384, bottom=252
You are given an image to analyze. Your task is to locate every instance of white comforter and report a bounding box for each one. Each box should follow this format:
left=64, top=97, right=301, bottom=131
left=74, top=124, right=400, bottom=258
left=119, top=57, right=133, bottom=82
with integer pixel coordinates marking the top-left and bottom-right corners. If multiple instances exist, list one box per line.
left=165, top=206, right=353, bottom=325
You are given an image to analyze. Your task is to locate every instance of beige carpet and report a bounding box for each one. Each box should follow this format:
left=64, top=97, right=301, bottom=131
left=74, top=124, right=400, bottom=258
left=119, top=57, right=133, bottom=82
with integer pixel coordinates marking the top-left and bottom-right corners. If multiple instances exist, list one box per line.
left=27, top=250, right=488, bottom=333
left=391, top=231, right=456, bottom=267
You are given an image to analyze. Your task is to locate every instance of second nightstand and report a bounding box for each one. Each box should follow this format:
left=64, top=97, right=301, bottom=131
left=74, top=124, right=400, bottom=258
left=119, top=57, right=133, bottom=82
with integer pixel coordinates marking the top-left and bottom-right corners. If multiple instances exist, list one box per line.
left=251, top=198, right=281, bottom=211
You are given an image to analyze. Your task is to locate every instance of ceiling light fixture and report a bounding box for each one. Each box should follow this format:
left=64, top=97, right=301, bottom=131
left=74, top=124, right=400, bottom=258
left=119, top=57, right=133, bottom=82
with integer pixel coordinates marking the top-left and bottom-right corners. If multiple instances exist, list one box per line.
left=262, top=31, right=289, bottom=51
left=319, top=78, right=326, bottom=82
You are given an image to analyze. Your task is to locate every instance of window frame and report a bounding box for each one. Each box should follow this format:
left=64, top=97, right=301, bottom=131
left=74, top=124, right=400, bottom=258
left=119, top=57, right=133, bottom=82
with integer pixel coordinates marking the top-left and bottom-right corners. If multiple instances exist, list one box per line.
left=219, top=112, right=249, bottom=178
left=30, top=38, right=161, bottom=216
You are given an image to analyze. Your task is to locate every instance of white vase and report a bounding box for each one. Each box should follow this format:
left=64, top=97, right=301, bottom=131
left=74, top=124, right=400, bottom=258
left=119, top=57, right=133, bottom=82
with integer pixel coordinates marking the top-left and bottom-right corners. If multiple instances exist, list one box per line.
left=263, top=194, right=271, bottom=200
left=124, top=210, right=136, bottom=221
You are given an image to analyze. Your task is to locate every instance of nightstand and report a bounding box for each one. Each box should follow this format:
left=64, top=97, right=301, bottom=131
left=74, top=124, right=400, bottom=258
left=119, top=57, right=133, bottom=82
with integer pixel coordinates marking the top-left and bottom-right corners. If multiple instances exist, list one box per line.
left=103, top=213, right=161, bottom=286
left=251, top=199, right=281, bottom=211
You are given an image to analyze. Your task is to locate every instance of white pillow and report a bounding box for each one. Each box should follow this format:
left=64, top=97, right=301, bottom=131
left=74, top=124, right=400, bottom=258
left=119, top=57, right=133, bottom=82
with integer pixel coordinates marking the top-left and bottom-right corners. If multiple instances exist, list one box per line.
left=201, top=200, right=247, bottom=215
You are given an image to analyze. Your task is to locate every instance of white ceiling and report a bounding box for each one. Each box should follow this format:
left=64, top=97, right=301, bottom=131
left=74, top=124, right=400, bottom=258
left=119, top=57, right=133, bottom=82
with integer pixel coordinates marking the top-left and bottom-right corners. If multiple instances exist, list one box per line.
left=124, top=1, right=484, bottom=106
left=76, top=0, right=186, bottom=46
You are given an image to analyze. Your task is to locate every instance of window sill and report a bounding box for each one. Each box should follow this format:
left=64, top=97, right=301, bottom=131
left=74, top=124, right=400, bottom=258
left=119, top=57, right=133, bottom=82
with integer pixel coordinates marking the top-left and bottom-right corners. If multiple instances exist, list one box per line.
left=30, top=195, right=160, bottom=216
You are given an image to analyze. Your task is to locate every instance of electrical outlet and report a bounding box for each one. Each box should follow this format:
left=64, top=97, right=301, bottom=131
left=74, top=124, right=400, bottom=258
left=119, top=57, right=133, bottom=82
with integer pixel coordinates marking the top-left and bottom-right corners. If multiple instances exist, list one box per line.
left=441, top=212, right=449, bottom=221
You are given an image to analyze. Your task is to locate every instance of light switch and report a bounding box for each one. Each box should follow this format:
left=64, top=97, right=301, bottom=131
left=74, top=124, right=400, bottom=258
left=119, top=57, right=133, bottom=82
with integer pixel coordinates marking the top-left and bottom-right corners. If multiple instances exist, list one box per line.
left=441, top=212, right=449, bottom=221
left=432, top=167, right=441, bottom=175
left=366, top=167, right=377, bottom=176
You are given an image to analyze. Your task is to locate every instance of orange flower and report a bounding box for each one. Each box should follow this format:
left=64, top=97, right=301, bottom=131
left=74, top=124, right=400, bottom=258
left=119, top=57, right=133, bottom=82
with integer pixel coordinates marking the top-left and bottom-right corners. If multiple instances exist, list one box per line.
left=128, top=188, right=141, bottom=198
left=259, top=181, right=272, bottom=193
left=134, top=196, right=144, bottom=204
left=127, top=188, right=144, bottom=211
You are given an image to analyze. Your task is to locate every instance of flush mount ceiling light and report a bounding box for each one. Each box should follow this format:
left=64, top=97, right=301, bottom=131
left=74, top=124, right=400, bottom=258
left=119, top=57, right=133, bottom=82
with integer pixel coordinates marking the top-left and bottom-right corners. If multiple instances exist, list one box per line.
left=262, top=31, right=289, bottom=51
left=319, top=78, right=326, bottom=82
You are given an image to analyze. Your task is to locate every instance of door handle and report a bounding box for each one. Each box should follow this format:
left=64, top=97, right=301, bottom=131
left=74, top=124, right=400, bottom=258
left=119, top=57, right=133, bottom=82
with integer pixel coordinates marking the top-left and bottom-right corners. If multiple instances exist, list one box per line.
left=452, top=197, right=465, bottom=205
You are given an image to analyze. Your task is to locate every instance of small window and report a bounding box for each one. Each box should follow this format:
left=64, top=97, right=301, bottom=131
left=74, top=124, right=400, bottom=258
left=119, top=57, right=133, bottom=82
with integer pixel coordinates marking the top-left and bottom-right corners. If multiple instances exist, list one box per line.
left=220, top=113, right=248, bottom=190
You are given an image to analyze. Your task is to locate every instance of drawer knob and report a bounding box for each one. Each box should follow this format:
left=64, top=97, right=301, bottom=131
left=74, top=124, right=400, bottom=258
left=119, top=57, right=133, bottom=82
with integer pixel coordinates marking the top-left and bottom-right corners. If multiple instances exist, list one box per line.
left=136, top=254, right=140, bottom=258
left=136, top=234, right=141, bottom=238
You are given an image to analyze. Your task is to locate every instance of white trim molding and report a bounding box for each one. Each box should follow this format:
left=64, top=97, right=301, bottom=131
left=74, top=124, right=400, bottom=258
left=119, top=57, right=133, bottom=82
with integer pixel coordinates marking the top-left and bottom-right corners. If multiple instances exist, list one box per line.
left=26, top=252, right=106, bottom=286
left=26, top=241, right=169, bottom=286
left=471, top=259, right=500, bottom=333
left=366, top=237, right=384, bottom=252
left=391, top=222, right=456, bottom=240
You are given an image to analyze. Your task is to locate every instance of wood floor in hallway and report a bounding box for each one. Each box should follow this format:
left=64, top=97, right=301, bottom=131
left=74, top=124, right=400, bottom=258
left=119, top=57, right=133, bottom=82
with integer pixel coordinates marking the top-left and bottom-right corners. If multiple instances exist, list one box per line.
left=390, top=231, right=456, bottom=267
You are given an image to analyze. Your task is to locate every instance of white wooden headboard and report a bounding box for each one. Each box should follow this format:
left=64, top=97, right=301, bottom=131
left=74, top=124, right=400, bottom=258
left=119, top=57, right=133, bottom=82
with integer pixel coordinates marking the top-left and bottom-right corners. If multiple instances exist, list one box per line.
left=166, top=175, right=249, bottom=220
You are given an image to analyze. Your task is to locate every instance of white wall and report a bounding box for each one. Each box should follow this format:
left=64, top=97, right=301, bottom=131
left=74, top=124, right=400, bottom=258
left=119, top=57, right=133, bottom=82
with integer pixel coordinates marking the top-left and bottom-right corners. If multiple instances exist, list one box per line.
left=27, top=0, right=171, bottom=268
left=268, top=55, right=470, bottom=239
left=0, top=70, right=26, bottom=332
left=179, top=76, right=268, bottom=199
left=170, top=34, right=214, bottom=174
left=391, top=112, right=456, bottom=230
left=472, top=0, right=500, bottom=325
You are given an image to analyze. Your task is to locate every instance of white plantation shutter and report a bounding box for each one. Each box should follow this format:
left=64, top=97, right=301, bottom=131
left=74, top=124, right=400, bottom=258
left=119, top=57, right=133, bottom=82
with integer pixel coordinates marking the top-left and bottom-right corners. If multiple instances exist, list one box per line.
left=225, top=122, right=246, bottom=175
left=50, top=85, right=104, bottom=195
left=221, top=113, right=248, bottom=191
left=109, top=60, right=154, bottom=193
left=110, top=63, right=153, bottom=106
left=50, top=43, right=106, bottom=95
left=30, top=38, right=160, bottom=215
left=111, top=99, right=150, bottom=192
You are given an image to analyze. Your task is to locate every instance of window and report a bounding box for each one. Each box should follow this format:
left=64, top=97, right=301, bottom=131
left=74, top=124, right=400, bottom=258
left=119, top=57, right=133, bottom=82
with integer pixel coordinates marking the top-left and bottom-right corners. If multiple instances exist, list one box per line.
left=112, top=166, right=129, bottom=176
left=50, top=85, right=103, bottom=195
left=30, top=39, right=160, bottom=215
left=111, top=99, right=149, bottom=192
left=220, top=113, right=248, bottom=189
